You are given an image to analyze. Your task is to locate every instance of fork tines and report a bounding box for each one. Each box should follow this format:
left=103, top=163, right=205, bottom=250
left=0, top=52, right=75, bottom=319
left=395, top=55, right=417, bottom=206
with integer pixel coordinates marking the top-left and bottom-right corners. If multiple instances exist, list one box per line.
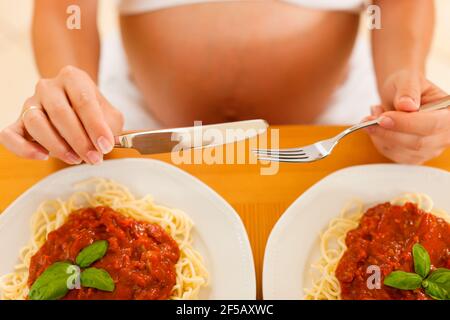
left=252, top=148, right=311, bottom=162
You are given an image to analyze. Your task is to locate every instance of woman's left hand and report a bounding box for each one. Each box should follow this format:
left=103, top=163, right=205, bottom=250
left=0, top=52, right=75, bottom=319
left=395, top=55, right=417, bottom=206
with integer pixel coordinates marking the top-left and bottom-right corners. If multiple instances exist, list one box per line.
left=366, top=69, right=450, bottom=164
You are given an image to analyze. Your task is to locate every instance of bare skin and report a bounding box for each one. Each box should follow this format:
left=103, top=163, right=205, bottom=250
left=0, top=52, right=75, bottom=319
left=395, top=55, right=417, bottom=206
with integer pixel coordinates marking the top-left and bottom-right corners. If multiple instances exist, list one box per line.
left=0, top=0, right=448, bottom=165
left=120, top=2, right=359, bottom=126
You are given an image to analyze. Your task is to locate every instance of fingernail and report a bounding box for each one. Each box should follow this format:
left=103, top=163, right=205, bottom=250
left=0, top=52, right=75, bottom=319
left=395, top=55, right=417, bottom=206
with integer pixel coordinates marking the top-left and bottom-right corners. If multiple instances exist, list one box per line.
left=97, top=136, right=113, bottom=154
left=398, top=96, right=418, bottom=110
left=65, top=152, right=82, bottom=165
left=86, top=151, right=103, bottom=165
left=34, top=152, right=49, bottom=161
left=379, top=116, right=395, bottom=129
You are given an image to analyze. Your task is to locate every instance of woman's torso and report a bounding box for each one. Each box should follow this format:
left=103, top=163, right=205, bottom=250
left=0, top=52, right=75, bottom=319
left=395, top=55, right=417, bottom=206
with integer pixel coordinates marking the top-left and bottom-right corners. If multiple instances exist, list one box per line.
left=120, top=1, right=361, bottom=126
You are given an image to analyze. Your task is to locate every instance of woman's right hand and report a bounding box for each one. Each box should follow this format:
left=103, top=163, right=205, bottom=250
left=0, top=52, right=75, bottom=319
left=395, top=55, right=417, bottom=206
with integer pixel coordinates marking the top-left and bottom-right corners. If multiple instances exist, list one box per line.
left=0, top=66, right=124, bottom=165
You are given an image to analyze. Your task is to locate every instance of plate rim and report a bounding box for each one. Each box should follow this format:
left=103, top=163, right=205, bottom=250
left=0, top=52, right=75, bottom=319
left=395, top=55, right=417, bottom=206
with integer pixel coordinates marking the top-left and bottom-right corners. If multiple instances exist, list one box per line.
left=0, top=158, right=256, bottom=299
left=262, top=163, right=450, bottom=299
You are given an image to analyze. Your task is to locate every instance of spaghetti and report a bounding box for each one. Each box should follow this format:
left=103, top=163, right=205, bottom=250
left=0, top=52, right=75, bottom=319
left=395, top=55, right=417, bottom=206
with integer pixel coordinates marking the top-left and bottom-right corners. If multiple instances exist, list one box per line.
left=0, top=178, right=208, bottom=300
left=304, top=193, right=449, bottom=300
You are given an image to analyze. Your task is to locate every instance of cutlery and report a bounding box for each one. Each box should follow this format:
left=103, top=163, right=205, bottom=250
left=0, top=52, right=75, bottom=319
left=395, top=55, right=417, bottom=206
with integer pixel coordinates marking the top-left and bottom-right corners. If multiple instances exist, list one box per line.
left=253, top=95, right=450, bottom=163
left=115, top=119, right=268, bottom=154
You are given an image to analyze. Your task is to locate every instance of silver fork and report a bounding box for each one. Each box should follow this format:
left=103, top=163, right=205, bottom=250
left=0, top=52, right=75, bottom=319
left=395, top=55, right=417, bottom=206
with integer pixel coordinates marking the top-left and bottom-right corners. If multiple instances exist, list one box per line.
left=253, top=95, right=450, bottom=163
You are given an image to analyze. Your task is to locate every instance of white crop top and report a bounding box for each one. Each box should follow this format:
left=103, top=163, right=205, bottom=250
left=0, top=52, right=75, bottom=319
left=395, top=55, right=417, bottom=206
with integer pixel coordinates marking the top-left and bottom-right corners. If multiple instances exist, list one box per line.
left=118, top=0, right=369, bottom=15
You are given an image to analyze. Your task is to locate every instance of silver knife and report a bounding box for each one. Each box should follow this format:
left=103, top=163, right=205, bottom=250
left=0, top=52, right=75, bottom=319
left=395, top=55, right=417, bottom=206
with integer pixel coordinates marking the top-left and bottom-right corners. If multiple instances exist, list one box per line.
left=114, top=119, right=269, bottom=154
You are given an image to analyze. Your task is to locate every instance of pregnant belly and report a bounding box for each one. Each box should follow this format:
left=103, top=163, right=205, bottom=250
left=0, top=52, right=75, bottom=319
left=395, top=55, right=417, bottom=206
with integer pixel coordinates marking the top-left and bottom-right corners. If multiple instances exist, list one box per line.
left=120, top=1, right=359, bottom=127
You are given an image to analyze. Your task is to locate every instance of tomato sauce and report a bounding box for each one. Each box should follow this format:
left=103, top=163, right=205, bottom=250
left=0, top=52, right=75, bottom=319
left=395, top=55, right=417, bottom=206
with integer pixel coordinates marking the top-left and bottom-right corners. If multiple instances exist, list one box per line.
left=28, top=207, right=180, bottom=300
left=336, top=203, right=450, bottom=300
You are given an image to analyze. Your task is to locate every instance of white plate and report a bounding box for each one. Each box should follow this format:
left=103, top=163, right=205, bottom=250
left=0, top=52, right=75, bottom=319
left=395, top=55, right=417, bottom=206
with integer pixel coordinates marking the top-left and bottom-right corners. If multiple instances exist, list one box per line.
left=263, top=164, right=450, bottom=300
left=0, top=158, right=256, bottom=299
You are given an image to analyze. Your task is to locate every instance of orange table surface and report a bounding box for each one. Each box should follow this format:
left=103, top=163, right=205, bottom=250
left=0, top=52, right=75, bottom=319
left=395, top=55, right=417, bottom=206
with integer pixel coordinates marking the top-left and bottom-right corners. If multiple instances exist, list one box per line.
left=1, top=125, right=449, bottom=299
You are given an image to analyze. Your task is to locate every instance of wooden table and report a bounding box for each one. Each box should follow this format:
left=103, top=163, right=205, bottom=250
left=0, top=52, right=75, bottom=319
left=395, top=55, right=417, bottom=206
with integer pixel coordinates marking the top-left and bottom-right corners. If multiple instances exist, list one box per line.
left=1, top=125, right=449, bottom=299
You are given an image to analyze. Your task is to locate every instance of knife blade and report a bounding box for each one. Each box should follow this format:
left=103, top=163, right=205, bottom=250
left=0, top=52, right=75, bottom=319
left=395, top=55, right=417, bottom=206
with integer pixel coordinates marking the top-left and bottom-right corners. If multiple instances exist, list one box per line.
left=114, top=119, right=269, bottom=155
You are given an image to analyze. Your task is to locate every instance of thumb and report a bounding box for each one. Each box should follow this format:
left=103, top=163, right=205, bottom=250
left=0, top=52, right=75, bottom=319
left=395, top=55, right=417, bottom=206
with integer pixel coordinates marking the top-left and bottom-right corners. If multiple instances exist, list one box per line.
left=393, top=76, right=421, bottom=112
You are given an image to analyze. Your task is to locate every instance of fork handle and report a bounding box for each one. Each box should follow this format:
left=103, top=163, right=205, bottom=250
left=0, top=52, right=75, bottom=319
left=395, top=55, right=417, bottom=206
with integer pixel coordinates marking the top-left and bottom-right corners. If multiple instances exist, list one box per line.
left=339, top=95, right=450, bottom=140
left=336, top=118, right=380, bottom=140
left=419, top=95, right=450, bottom=112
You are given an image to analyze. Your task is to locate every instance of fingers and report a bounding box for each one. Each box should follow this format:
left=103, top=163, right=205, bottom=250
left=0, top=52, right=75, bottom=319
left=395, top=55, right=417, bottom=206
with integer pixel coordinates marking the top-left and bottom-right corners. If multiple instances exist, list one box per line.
left=36, top=79, right=102, bottom=165
left=58, top=66, right=115, bottom=154
left=380, top=70, right=431, bottom=112
left=365, top=103, right=450, bottom=164
left=365, top=76, right=449, bottom=164
left=369, top=134, right=445, bottom=165
left=368, top=125, right=450, bottom=152
left=0, top=121, right=49, bottom=160
left=387, top=70, right=422, bottom=112
left=378, top=109, right=450, bottom=136
left=419, top=81, right=447, bottom=105
left=3, top=66, right=123, bottom=164
left=21, top=99, right=82, bottom=165
left=367, top=116, right=449, bottom=164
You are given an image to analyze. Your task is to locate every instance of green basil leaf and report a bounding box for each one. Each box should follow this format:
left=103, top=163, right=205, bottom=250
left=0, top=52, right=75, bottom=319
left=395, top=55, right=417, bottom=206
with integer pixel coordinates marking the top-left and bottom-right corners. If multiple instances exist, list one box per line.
left=427, top=268, right=450, bottom=287
left=423, top=280, right=449, bottom=300
left=80, top=267, right=115, bottom=292
left=423, top=268, right=450, bottom=300
left=384, top=271, right=423, bottom=290
left=75, top=240, right=109, bottom=268
left=29, top=262, right=73, bottom=300
left=412, top=243, right=431, bottom=278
